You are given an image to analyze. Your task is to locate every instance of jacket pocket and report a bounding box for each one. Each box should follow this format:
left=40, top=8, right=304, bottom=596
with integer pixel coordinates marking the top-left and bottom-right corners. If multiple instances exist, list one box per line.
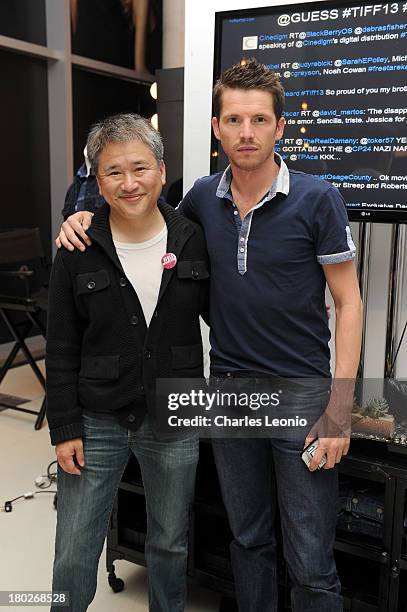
left=176, top=260, right=210, bottom=312
left=176, top=260, right=210, bottom=280
left=76, top=269, right=111, bottom=295
left=79, top=355, right=120, bottom=380
left=171, top=344, right=203, bottom=370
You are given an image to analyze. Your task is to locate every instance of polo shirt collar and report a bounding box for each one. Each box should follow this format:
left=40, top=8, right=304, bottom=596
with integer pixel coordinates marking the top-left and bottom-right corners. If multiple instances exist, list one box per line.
left=216, top=153, right=290, bottom=200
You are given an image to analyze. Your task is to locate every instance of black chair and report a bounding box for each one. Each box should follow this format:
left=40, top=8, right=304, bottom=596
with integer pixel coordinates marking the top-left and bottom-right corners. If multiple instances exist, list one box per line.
left=0, top=228, right=49, bottom=429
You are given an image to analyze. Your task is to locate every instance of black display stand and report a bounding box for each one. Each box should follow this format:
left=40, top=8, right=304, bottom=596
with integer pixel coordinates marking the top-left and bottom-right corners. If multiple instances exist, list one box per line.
left=106, top=438, right=407, bottom=611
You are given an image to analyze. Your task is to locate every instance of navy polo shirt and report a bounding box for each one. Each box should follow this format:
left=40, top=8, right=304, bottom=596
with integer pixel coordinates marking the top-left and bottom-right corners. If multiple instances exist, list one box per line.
left=178, top=156, right=356, bottom=378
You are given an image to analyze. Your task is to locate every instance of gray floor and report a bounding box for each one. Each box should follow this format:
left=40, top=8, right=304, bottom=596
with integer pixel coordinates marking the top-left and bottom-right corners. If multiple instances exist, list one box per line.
left=0, top=362, right=220, bottom=611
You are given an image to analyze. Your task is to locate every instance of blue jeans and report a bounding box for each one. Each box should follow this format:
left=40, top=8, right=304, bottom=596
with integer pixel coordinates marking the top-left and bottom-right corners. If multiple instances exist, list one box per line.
left=51, top=414, right=198, bottom=612
left=210, top=378, right=342, bottom=612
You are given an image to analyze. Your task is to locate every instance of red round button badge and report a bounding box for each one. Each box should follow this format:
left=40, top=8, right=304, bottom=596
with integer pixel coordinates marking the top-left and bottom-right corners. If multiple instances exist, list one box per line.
left=161, top=252, right=177, bottom=269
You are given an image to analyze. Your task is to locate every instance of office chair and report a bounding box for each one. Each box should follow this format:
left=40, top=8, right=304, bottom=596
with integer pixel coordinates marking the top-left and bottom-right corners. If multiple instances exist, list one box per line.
left=0, top=228, right=49, bottom=429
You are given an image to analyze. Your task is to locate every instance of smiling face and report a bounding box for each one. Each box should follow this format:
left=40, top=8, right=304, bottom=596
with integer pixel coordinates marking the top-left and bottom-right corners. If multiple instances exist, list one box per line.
left=212, top=88, right=285, bottom=172
left=96, top=139, right=166, bottom=221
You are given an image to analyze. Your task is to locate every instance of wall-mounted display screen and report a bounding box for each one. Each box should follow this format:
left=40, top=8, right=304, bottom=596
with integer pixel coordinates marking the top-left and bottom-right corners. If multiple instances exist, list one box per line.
left=213, top=1, right=407, bottom=223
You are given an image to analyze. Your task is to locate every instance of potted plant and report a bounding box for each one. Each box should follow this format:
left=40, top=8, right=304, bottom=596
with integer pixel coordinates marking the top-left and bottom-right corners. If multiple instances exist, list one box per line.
left=352, top=397, right=395, bottom=439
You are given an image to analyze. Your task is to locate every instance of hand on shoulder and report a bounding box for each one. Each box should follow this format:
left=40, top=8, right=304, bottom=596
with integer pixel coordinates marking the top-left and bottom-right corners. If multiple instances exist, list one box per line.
left=55, top=211, right=94, bottom=252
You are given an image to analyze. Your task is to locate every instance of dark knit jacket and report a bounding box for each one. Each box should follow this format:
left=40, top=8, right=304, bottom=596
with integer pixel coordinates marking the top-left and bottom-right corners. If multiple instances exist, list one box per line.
left=46, top=201, right=209, bottom=445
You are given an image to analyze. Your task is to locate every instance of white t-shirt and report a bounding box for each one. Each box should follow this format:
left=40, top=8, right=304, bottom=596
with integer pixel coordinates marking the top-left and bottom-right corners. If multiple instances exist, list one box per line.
left=114, top=225, right=168, bottom=326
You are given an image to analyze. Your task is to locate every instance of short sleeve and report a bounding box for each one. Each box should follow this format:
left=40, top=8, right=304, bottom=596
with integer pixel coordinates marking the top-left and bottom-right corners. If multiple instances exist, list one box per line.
left=313, top=187, right=356, bottom=265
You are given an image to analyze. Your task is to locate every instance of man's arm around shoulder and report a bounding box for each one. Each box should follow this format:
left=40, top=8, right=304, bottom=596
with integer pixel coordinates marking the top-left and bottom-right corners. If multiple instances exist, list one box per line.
left=56, top=211, right=94, bottom=252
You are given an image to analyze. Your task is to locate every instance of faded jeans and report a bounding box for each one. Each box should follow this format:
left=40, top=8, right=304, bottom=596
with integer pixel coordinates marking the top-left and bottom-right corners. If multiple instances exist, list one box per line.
left=210, top=373, right=342, bottom=612
left=51, top=413, right=198, bottom=612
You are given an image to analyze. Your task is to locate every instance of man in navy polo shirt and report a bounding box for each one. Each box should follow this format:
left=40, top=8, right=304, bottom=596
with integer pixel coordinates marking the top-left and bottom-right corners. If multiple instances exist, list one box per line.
left=178, top=59, right=362, bottom=612
left=57, top=60, right=362, bottom=612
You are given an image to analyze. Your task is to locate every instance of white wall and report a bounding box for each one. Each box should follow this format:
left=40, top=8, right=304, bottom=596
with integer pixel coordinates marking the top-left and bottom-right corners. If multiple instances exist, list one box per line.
left=184, top=0, right=407, bottom=379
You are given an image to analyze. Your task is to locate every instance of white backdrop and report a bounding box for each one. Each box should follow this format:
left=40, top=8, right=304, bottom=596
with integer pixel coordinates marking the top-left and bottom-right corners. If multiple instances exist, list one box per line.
left=184, top=0, right=407, bottom=379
